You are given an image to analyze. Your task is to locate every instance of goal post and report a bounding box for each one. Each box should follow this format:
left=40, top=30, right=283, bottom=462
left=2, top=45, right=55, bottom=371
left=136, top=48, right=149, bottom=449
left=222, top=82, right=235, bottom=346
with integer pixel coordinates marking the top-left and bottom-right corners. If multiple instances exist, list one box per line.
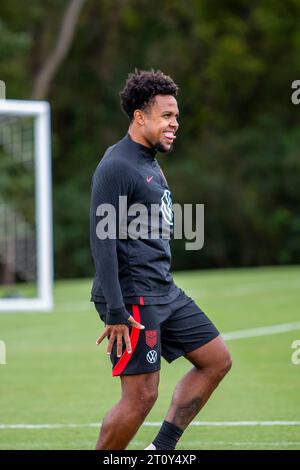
left=0, top=100, right=53, bottom=312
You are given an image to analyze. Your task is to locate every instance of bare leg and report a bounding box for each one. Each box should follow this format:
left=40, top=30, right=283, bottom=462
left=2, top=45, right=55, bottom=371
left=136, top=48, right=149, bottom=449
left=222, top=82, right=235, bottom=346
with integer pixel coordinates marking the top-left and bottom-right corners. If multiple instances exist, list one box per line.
left=165, top=336, right=232, bottom=429
left=96, top=371, right=160, bottom=450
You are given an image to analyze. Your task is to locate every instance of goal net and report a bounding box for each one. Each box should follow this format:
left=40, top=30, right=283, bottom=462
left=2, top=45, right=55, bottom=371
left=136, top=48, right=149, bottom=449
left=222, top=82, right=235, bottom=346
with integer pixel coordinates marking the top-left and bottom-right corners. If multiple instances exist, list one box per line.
left=0, top=100, right=53, bottom=311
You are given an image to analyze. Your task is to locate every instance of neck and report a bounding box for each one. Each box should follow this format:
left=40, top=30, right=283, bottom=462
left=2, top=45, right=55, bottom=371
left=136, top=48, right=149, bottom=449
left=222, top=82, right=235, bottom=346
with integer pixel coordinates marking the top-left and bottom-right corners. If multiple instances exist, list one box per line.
left=128, top=125, right=151, bottom=148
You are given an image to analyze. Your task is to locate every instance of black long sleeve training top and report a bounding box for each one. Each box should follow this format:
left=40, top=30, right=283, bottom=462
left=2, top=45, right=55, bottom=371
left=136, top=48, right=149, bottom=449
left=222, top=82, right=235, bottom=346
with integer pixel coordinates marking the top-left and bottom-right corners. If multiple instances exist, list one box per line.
left=90, top=133, right=179, bottom=324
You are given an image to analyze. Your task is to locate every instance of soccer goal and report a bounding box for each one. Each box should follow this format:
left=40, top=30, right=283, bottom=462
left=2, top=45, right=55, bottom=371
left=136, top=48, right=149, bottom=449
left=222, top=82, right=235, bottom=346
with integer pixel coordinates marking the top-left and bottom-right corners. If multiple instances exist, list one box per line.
left=0, top=100, right=53, bottom=312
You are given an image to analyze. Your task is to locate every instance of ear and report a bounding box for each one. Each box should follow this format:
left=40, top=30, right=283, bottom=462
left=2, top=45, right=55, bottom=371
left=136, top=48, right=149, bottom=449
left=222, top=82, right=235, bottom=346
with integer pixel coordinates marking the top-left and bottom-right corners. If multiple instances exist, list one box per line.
left=133, top=109, right=145, bottom=126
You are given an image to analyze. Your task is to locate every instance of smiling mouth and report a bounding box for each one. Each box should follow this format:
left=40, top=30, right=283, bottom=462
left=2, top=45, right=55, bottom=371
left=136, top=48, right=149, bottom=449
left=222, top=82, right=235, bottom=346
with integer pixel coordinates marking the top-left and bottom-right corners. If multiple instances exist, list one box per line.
left=163, top=132, right=176, bottom=143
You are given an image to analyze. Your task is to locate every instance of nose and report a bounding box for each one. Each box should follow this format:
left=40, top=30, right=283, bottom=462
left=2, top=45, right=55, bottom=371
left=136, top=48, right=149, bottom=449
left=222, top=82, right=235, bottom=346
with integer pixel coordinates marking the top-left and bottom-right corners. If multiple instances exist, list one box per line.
left=171, top=117, right=179, bottom=131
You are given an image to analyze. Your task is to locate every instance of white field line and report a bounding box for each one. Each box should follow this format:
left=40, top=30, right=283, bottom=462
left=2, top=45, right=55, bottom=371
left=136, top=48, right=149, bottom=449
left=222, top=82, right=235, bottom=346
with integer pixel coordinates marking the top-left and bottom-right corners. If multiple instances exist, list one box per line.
left=57, top=277, right=300, bottom=310
left=1, top=421, right=300, bottom=430
left=3, top=276, right=299, bottom=314
left=175, top=441, right=300, bottom=448
left=146, top=421, right=300, bottom=427
left=222, top=321, right=300, bottom=341
left=185, top=278, right=300, bottom=298
left=132, top=440, right=300, bottom=448
left=1, top=441, right=299, bottom=449
left=42, top=277, right=300, bottom=313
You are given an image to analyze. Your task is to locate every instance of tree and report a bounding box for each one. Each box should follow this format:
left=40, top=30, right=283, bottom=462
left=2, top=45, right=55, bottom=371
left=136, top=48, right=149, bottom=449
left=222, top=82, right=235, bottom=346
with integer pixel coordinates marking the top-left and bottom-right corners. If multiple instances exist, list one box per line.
left=31, top=0, right=86, bottom=100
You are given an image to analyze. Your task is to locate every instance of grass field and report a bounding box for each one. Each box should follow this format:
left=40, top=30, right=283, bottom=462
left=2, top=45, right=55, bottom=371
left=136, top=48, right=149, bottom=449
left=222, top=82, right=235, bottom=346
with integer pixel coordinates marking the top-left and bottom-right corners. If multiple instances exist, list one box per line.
left=0, top=266, right=299, bottom=450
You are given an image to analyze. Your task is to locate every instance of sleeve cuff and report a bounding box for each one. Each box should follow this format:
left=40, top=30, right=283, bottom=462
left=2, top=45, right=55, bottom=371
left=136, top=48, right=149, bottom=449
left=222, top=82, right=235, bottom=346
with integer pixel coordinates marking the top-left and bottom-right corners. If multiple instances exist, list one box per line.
left=106, top=306, right=130, bottom=326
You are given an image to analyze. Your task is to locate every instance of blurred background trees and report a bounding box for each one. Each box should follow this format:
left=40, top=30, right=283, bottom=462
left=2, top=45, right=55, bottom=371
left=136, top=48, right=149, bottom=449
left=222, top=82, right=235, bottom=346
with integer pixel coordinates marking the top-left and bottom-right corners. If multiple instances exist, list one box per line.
left=1, top=0, right=300, bottom=278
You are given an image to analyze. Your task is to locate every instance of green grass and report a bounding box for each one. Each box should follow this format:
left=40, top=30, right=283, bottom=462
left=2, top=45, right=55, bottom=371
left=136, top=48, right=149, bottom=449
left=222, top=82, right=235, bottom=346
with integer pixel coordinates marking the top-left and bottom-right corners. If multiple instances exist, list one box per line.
left=0, top=266, right=300, bottom=449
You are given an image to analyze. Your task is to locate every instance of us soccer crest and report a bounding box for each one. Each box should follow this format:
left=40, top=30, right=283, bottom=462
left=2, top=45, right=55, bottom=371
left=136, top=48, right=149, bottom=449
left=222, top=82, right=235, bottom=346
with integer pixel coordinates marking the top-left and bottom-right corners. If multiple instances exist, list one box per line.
left=145, top=330, right=158, bottom=348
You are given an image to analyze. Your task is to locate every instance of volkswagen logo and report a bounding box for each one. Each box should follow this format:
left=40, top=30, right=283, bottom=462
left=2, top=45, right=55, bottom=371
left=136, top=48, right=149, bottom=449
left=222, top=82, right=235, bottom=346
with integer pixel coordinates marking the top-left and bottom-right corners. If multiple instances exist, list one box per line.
left=146, top=350, right=158, bottom=364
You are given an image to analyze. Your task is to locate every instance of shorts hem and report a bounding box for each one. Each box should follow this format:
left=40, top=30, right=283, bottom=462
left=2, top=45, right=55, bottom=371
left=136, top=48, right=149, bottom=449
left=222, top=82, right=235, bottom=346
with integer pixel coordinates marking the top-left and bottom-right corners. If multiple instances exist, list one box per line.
left=163, top=332, right=220, bottom=364
left=112, top=367, right=161, bottom=377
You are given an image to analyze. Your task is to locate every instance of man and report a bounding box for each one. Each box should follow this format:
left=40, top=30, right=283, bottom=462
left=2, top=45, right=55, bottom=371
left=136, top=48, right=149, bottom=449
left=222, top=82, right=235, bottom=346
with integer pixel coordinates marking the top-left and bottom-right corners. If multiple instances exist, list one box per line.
left=90, top=70, right=232, bottom=450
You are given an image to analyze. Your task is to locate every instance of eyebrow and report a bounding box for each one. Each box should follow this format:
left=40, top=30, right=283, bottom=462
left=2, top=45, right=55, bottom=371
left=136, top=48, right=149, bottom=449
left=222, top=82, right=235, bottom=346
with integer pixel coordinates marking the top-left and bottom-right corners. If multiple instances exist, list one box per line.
left=162, top=111, right=180, bottom=117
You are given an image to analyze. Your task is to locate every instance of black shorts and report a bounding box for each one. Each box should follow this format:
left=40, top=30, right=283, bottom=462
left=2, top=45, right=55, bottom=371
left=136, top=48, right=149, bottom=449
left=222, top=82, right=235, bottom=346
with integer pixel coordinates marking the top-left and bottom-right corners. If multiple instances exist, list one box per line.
left=94, top=289, right=220, bottom=377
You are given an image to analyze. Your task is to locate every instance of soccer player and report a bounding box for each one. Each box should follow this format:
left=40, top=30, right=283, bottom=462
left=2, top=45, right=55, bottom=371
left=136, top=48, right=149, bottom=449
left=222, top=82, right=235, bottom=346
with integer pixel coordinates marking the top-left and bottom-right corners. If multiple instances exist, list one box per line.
left=90, top=70, right=232, bottom=450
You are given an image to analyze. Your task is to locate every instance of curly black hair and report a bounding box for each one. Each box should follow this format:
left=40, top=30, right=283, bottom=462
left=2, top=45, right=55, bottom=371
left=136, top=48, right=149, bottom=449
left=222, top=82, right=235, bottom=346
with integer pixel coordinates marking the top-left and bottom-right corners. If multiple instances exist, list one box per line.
left=120, top=69, right=179, bottom=120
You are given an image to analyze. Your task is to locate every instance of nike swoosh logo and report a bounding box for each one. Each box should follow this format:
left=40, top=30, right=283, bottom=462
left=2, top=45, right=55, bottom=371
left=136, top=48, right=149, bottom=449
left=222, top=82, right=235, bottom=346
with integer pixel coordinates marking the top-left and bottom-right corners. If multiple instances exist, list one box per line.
left=146, top=176, right=153, bottom=183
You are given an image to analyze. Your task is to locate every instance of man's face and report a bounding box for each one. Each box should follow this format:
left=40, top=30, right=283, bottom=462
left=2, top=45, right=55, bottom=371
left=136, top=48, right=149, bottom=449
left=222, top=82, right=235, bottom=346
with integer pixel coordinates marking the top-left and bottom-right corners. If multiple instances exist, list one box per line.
left=141, top=95, right=179, bottom=153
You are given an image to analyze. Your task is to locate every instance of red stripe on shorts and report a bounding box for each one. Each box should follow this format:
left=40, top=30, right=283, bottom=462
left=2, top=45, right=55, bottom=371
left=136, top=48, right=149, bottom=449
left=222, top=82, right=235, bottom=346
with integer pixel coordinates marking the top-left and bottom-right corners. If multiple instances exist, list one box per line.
left=112, top=305, right=141, bottom=377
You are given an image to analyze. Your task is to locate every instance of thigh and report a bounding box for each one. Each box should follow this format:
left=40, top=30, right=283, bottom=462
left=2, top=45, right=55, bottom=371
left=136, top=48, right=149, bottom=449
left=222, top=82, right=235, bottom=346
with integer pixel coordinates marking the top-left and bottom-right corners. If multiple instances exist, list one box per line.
left=121, top=370, right=160, bottom=399
left=185, top=335, right=230, bottom=369
left=94, top=302, right=168, bottom=377
left=161, top=291, right=220, bottom=363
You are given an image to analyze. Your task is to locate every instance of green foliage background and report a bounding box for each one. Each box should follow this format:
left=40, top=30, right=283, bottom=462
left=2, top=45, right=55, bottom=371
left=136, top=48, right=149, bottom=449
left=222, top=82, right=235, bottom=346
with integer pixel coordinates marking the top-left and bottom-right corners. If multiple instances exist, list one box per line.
left=1, top=0, right=300, bottom=278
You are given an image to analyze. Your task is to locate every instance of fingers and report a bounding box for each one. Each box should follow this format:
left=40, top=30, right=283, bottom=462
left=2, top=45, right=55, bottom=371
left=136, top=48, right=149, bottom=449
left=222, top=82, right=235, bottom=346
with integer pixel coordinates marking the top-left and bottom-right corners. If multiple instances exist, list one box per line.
left=128, top=315, right=145, bottom=330
left=116, top=333, right=123, bottom=358
left=124, top=329, right=132, bottom=355
left=96, top=329, right=108, bottom=345
left=109, top=330, right=132, bottom=356
left=107, top=333, right=116, bottom=356
left=95, top=323, right=137, bottom=357
left=106, top=328, right=130, bottom=356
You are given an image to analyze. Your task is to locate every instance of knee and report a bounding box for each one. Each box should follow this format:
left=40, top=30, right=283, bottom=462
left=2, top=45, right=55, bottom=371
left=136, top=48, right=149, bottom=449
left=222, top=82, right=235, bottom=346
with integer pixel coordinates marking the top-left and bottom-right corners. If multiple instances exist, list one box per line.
left=121, top=372, right=159, bottom=419
left=216, top=352, right=232, bottom=380
left=141, top=388, right=159, bottom=410
left=203, top=351, right=232, bottom=384
left=134, top=388, right=158, bottom=416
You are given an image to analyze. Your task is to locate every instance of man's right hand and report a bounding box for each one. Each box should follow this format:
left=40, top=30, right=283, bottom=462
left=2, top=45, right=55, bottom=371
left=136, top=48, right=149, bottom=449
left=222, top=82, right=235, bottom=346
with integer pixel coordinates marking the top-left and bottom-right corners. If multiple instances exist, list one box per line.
left=95, top=316, right=145, bottom=358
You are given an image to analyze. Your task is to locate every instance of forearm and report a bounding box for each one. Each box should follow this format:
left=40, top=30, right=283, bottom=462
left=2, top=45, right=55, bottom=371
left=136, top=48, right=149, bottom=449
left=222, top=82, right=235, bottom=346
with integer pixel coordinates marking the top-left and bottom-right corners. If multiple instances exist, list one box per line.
left=92, top=237, right=129, bottom=324
left=90, top=160, right=134, bottom=324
